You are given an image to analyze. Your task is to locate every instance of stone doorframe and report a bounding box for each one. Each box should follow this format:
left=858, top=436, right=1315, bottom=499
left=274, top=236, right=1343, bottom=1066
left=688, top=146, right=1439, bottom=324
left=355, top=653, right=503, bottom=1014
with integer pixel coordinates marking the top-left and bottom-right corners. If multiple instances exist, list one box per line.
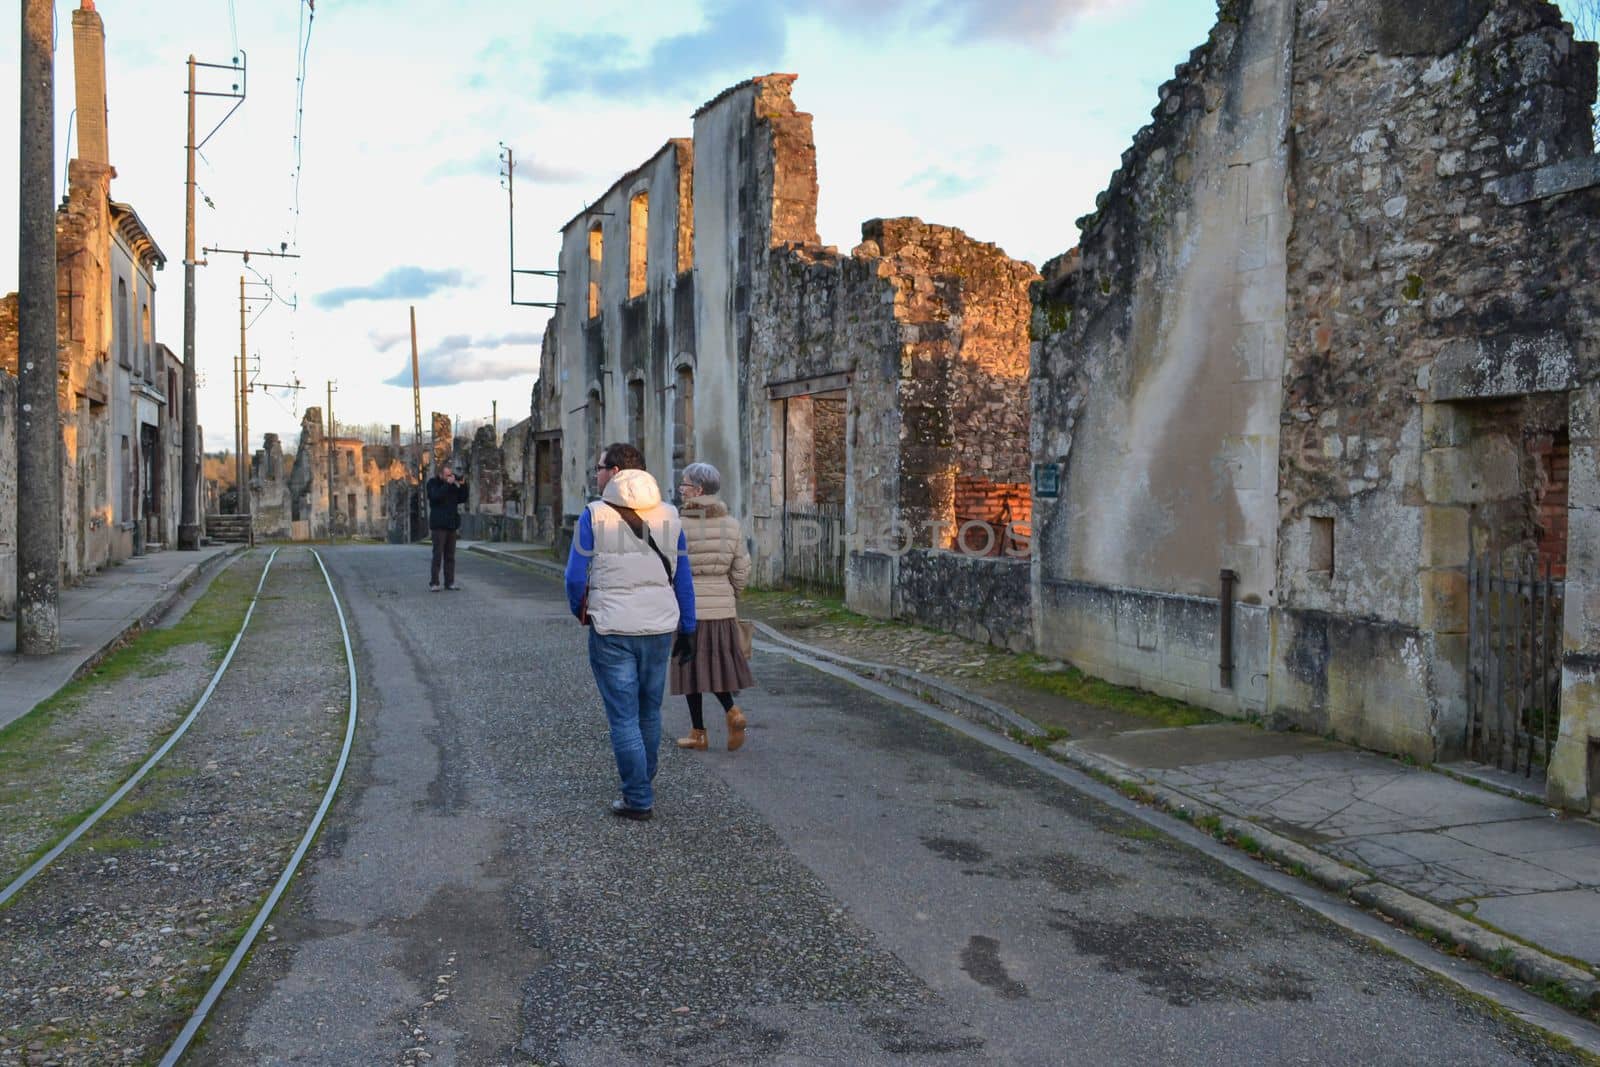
left=1425, top=334, right=1594, bottom=810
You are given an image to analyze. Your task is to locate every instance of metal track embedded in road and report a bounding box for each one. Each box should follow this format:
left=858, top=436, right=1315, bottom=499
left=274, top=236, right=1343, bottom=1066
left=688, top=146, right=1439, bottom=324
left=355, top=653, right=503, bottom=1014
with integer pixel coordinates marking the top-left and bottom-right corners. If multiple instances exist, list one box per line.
left=0, top=547, right=282, bottom=910
left=161, top=548, right=360, bottom=1065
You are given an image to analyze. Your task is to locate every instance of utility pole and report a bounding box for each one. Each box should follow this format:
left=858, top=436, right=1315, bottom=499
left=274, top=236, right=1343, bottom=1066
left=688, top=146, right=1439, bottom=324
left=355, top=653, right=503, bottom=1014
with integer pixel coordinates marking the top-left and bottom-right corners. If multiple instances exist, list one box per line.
left=499, top=143, right=563, bottom=309
left=492, top=400, right=498, bottom=440
left=236, top=274, right=248, bottom=513
left=202, top=245, right=297, bottom=523
left=409, top=305, right=423, bottom=475
left=17, top=0, right=60, bottom=653
left=179, top=53, right=246, bottom=549
left=326, top=380, right=338, bottom=538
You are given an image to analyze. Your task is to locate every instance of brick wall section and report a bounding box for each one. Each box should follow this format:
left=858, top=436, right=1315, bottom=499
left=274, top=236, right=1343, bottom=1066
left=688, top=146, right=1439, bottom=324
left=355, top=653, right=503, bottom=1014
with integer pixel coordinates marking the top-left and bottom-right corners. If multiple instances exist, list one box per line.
left=1531, top=433, right=1569, bottom=578
left=953, top=475, right=1032, bottom=555
left=0, top=293, right=17, bottom=374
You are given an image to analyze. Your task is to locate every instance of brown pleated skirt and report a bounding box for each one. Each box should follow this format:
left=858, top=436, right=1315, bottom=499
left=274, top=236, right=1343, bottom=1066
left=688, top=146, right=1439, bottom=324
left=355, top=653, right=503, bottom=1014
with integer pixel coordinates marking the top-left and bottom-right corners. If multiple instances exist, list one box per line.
left=670, top=617, right=756, bottom=696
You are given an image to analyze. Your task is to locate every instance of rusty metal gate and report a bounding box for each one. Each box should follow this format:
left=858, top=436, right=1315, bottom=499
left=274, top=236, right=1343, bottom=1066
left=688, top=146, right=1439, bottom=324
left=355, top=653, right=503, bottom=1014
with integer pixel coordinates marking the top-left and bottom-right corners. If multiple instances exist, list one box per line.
left=1467, top=543, right=1563, bottom=776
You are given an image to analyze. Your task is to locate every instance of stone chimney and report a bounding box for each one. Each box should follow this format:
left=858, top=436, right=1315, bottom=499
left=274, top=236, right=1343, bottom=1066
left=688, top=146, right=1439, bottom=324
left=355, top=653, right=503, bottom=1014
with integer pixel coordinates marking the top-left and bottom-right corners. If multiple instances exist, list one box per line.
left=390, top=424, right=401, bottom=453
left=72, top=2, right=110, bottom=167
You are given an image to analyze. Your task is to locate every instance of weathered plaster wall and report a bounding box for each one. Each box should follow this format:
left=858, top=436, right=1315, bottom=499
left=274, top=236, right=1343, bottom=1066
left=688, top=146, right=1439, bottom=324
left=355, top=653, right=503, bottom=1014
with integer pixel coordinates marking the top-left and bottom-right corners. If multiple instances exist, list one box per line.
left=1029, top=0, right=1295, bottom=717
left=1033, top=0, right=1293, bottom=605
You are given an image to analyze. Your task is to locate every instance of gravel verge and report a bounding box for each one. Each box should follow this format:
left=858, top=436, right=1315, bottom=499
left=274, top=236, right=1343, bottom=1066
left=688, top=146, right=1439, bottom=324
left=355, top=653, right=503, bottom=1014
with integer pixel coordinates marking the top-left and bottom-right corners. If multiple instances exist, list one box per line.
left=0, top=549, right=348, bottom=1066
left=0, top=553, right=258, bottom=889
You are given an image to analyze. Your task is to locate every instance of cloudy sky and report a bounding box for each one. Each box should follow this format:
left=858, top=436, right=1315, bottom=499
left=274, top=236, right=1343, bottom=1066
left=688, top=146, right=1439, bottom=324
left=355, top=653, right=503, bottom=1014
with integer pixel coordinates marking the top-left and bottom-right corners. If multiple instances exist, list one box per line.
left=1, top=1, right=1582, bottom=454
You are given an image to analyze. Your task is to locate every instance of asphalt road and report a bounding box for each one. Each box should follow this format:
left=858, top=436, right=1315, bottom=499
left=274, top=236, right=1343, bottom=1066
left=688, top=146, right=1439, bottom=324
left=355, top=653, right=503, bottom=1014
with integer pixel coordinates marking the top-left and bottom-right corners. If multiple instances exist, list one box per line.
left=195, top=545, right=1583, bottom=1066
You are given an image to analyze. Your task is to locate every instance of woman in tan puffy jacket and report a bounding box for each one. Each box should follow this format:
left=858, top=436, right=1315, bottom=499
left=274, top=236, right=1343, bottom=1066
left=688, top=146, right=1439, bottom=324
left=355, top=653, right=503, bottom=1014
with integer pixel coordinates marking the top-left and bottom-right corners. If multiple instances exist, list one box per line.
left=670, top=462, right=756, bottom=751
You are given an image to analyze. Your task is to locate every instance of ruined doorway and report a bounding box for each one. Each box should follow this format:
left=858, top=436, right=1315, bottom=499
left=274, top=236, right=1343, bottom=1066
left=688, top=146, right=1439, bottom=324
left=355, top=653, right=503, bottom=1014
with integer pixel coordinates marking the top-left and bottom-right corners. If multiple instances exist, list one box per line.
left=1430, top=396, right=1570, bottom=776
left=773, top=386, right=848, bottom=592
left=140, top=422, right=160, bottom=547
left=533, top=433, right=562, bottom=542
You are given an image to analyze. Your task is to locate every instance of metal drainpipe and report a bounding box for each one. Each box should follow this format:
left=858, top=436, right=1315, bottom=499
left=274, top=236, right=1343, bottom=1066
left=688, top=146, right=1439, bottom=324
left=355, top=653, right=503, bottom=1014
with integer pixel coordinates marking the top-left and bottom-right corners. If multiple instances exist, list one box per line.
left=1219, top=569, right=1237, bottom=690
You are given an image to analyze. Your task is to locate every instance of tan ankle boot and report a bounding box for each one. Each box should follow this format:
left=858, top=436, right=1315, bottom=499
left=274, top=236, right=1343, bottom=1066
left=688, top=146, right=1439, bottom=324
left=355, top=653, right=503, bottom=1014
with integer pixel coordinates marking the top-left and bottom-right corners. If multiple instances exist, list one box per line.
left=726, top=706, right=747, bottom=751
left=676, top=728, right=708, bottom=751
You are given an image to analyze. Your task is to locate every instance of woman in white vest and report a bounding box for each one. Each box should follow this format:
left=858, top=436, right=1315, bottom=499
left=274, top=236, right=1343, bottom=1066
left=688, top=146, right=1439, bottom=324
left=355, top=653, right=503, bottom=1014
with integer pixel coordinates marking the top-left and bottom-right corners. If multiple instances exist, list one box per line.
left=564, top=443, right=697, bottom=820
left=671, top=462, right=756, bottom=751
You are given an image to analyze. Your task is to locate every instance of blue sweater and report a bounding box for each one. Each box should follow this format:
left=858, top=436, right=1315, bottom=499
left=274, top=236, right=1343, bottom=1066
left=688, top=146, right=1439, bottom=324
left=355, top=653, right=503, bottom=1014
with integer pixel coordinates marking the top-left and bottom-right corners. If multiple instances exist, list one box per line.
left=565, top=506, right=697, bottom=633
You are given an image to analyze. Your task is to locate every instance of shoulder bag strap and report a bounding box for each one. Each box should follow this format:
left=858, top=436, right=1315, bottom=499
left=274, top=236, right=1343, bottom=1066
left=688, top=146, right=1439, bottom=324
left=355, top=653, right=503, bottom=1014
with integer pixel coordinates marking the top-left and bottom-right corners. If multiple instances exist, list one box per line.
left=603, top=501, right=674, bottom=583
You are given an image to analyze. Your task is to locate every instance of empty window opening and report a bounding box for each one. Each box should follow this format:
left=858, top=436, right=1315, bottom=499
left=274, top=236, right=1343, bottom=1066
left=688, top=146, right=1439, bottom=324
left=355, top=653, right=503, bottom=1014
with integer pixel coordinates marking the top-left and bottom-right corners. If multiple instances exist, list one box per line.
left=588, top=223, right=604, bottom=319
left=117, top=279, right=131, bottom=368
left=1309, top=516, right=1335, bottom=574
left=585, top=389, right=604, bottom=496
left=627, top=378, right=646, bottom=449
left=673, top=365, right=695, bottom=493
left=629, top=192, right=649, bottom=299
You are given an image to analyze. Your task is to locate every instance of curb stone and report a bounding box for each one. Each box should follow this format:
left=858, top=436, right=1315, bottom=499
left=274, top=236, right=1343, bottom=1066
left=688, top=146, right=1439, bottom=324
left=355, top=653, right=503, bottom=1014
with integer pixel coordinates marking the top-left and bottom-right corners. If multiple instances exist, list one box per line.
left=66, top=543, right=247, bottom=689
left=465, top=544, right=1045, bottom=739
left=1050, top=737, right=1599, bottom=1010
left=468, top=548, right=1600, bottom=1015
left=746, top=620, right=1047, bottom=739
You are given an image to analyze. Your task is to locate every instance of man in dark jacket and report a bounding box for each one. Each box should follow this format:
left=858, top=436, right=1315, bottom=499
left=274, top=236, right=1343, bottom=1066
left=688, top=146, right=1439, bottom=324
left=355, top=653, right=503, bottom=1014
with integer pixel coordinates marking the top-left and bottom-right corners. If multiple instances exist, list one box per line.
left=426, top=463, right=469, bottom=591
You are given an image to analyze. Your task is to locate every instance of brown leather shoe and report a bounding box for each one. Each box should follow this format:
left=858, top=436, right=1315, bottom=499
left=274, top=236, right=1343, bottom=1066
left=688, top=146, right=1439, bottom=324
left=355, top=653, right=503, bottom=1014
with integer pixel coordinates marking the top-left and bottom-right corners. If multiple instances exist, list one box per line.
left=726, top=706, right=747, bottom=751
left=676, top=728, right=708, bottom=751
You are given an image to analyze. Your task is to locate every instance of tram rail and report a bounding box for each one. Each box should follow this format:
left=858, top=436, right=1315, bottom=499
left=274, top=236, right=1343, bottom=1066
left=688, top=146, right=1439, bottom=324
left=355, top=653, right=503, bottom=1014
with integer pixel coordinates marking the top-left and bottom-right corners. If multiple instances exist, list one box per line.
left=0, top=546, right=361, bottom=1066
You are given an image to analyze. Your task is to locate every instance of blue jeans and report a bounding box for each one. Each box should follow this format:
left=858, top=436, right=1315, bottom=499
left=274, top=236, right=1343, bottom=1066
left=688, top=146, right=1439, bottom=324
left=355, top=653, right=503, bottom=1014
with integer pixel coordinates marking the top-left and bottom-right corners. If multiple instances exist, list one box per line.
left=588, top=630, right=674, bottom=810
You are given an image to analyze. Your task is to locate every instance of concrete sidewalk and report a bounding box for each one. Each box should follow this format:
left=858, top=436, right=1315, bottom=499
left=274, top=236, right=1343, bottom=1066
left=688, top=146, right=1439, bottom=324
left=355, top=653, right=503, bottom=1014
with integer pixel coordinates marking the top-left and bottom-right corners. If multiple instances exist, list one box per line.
left=1070, top=725, right=1600, bottom=969
left=0, top=544, right=241, bottom=730
left=467, top=543, right=1600, bottom=1003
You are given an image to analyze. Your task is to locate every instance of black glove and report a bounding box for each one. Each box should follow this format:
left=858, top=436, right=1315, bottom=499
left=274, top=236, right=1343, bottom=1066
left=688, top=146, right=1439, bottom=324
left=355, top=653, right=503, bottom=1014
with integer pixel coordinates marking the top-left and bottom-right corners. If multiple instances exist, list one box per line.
left=673, top=630, right=697, bottom=664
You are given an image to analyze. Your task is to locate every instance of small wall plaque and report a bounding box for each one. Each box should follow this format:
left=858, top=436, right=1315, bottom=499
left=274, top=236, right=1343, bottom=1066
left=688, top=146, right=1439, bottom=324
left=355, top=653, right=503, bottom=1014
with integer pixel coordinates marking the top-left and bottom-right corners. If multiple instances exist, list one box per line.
left=1033, top=462, right=1061, bottom=500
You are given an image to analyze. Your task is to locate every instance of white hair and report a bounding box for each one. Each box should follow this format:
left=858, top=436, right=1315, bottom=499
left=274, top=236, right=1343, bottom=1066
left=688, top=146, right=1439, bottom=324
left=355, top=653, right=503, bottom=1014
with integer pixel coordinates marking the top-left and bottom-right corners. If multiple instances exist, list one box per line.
left=681, top=462, right=721, bottom=495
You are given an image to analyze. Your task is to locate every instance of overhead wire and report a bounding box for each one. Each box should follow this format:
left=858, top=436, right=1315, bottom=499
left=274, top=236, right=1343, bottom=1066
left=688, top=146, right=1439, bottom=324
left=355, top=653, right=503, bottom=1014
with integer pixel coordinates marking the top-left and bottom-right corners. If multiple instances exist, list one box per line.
left=284, top=1, right=317, bottom=398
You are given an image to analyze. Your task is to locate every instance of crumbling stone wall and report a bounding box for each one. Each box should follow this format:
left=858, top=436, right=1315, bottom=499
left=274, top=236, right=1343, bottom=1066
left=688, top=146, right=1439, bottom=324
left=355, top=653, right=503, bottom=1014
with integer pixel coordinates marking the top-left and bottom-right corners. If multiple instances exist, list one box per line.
left=1276, top=0, right=1600, bottom=784
left=742, top=208, right=1037, bottom=603
left=287, top=407, right=328, bottom=538
left=501, top=417, right=530, bottom=525
left=282, top=413, right=414, bottom=542
left=252, top=433, right=290, bottom=538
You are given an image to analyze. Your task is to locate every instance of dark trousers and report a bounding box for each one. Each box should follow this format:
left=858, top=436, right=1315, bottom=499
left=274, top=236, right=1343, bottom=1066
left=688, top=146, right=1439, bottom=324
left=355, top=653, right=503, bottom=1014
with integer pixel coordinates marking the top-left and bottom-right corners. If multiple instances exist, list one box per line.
left=430, top=528, right=458, bottom=586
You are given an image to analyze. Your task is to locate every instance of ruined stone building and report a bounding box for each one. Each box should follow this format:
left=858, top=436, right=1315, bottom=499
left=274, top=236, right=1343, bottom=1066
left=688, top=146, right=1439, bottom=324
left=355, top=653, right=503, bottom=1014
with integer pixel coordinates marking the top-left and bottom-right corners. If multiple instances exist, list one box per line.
left=533, top=75, right=1038, bottom=639
left=250, top=407, right=416, bottom=542
left=1, top=2, right=187, bottom=617
left=1030, top=0, right=1600, bottom=809
left=523, top=3, right=1600, bottom=811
